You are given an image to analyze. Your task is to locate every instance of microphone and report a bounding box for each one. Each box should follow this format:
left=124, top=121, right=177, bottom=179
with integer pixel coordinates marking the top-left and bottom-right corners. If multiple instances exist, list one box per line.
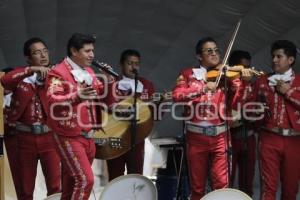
left=131, top=68, right=138, bottom=75
left=92, top=60, right=119, bottom=77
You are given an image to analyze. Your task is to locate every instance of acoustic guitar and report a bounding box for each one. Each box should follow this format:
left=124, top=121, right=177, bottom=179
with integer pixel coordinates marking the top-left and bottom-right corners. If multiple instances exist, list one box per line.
left=93, top=92, right=171, bottom=160
left=93, top=97, right=154, bottom=160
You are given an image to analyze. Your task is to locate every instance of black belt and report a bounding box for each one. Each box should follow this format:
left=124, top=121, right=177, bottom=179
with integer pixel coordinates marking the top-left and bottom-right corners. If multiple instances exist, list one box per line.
left=186, top=123, right=227, bottom=136
left=262, top=127, right=300, bottom=137
left=231, top=129, right=254, bottom=139
left=15, top=122, right=51, bottom=135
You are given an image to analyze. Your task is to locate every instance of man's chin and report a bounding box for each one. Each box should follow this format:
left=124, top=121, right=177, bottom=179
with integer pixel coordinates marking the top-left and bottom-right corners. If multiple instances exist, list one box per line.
left=209, top=62, right=219, bottom=68
left=273, top=66, right=283, bottom=73
left=124, top=74, right=135, bottom=79
left=41, top=62, right=50, bottom=67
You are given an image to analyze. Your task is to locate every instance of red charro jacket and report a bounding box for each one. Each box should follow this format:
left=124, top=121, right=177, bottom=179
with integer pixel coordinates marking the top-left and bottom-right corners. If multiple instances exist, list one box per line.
left=253, top=73, right=300, bottom=131
left=172, top=67, right=246, bottom=125
left=1, top=67, right=48, bottom=125
left=46, top=58, right=115, bottom=136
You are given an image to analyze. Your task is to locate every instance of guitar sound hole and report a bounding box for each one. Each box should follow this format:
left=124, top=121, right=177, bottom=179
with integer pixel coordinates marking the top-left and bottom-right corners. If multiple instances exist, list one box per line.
left=114, top=105, right=133, bottom=119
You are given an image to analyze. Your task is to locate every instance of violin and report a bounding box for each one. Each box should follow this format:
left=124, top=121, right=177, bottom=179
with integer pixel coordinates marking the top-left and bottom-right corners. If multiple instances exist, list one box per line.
left=205, top=19, right=264, bottom=86
left=206, top=65, right=264, bottom=81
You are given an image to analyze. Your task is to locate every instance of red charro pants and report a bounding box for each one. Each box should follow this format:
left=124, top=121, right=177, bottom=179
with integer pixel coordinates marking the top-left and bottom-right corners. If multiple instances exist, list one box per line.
left=107, top=141, right=144, bottom=181
left=53, top=133, right=95, bottom=200
left=231, top=128, right=256, bottom=197
left=4, top=133, right=22, bottom=199
left=17, top=131, right=61, bottom=200
left=186, top=131, right=229, bottom=200
left=259, top=131, right=300, bottom=200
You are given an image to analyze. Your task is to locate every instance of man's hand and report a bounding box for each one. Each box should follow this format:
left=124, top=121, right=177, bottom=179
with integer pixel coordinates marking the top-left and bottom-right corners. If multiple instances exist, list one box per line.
left=99, top=63, right=116, bottom=83
left=241, top=68, right=253, bottom=82
left=205, top=81, right=217, bottom=92
left=78, top=86, right=98, bottom=100
left=275, top=80, right=290, bottom=94
left=30, top=66, right=50, bottom=80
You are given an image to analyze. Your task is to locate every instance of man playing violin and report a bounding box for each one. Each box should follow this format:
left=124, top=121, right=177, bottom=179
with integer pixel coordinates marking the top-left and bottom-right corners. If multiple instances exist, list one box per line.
left=253, top=40, right=300, bottom=200
left=106, top=49, right=155, bottom=180
left=228, top=50, right=256, bottom=197
left=172, top=37, right=252, bottom=199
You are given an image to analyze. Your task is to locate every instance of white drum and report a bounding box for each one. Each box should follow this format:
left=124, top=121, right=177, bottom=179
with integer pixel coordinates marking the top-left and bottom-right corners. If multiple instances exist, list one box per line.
left=43, top=193, right=62, bottom=200
left=100, top=174, right=157, bottom=200
left=201, top=188, right=252, bottom=200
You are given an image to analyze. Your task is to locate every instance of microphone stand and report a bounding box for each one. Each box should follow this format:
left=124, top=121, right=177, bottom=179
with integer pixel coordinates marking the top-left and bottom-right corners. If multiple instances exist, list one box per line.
left=175, top=119, right=190, bottom=200
left=223, top=66, right=233, bottom=188
left=129, top=70, right=139, bottom=172
left=240, top=113, right=249, bottom=193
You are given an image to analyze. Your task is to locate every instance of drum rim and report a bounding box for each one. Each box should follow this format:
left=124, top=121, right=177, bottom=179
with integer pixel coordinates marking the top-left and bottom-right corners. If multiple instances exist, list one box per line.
left=100, top=174, right=157, bottom=200
left=201, top=188, right=252, bottom=200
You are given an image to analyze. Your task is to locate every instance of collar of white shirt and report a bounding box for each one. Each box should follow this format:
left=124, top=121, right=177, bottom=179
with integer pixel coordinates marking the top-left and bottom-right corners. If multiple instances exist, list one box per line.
left=192, top=65, right=207, bottom=81
left=67, top=57, right=93, bottom=86
left=23, top=72, right=44, bottom=85
left=268, top=68, right=293, bottom=86
left=118, top=76, right=144, bottom=93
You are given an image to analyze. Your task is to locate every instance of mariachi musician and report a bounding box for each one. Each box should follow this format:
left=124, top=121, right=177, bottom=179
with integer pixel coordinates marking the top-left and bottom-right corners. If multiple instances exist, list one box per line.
left=1, top=38, right=61, bottom=200
left=106, top=49, right=155, bottom=181
left=228, top=50, right=257, bottom=197
left=252, top=40, right=300, bottom=200
left=172, top=34, right=253, bottom=199
left=46, top=33, right=116, bottom=200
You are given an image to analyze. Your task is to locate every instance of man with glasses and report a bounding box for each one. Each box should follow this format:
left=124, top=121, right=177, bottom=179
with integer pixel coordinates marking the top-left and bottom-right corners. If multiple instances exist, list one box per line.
left=172, top=37, right=252, bottom=199
left=1, top=37, right=61, bottom=200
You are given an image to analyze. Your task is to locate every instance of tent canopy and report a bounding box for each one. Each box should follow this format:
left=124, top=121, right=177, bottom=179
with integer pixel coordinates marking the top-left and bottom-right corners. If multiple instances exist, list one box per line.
left=1, top=0, right=299, bottom=137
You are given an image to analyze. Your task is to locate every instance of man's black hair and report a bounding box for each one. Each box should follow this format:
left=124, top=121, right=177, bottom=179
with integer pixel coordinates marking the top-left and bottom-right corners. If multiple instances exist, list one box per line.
left=228, top=50, right=251, bottom=66
left=67, top=33, right=96, bottom=57
left=271, top=40, right=297, bottom=65
left=23, top=37, right=47, bottom=56
left=120, top=49, right=141, bottom=64
left=195, top=37, right=217, bottom=55
left=1, top=67, right=14, bottom=73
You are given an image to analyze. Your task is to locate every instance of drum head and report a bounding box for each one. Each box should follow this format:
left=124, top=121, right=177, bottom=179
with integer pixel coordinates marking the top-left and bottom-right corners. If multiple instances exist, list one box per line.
left=201, top=188, right=252, bottom=200
left=100, top=174, right=157, bottom=200
left=43, top=193, right=62, bottom=200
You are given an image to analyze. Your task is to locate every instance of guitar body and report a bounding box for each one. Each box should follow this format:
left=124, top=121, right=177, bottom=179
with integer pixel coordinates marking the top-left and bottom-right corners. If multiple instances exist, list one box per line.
left=94, top=97, right=153, bottom=160
left=125, top=97, right=154, bottom=144
left=93, top=111, right=130, bottom=160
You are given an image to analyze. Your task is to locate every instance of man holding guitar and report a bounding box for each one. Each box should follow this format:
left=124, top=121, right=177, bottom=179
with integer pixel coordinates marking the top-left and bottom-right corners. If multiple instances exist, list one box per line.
left=107, top=49, right=155, bottom=181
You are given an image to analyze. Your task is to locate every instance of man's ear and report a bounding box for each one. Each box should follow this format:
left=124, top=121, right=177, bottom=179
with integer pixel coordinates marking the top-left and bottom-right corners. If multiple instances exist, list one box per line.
left=288, top=56, right=295, bottom=66
left=25, top=56, right=32, bottom=65
left=120, top=63, right=126, bottom=74
left=70, top=47, right=78, bottom=56
left=196, top=54, right=202, bottom=61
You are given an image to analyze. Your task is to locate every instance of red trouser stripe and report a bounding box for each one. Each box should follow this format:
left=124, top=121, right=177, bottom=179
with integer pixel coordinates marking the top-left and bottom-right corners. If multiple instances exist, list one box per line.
left=53, top=133, right=87, bottom=200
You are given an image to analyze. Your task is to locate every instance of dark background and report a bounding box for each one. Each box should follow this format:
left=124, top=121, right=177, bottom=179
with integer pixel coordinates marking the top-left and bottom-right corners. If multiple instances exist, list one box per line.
left=0, top=0, right=300, bottom=138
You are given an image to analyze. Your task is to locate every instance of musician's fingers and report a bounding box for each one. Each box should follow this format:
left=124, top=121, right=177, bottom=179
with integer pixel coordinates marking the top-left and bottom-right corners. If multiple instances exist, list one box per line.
left=276, top=79, right=284, bottom=85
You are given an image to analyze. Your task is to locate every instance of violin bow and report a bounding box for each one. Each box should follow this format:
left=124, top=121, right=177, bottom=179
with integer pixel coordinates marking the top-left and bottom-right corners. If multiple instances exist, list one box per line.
left=215, top=19, right=242, bottom=87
